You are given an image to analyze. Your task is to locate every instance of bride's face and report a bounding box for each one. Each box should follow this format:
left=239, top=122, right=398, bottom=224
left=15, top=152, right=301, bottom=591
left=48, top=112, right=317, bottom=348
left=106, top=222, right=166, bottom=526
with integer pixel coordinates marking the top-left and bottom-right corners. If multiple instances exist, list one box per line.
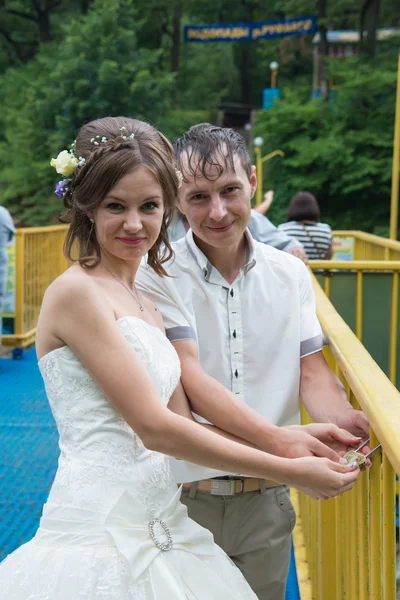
left=92, top=166, right=164, bottom=262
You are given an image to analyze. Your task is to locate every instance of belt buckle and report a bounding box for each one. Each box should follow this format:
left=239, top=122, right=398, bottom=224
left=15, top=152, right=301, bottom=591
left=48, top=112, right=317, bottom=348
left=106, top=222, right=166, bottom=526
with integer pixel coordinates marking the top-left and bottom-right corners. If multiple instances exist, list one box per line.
left=210, top=479, right=238, bottom=495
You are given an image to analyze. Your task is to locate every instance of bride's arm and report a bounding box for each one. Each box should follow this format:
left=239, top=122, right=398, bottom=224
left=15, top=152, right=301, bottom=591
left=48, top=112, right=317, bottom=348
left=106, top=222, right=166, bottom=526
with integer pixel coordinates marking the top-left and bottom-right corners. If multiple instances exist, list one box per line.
left=167, top=381, right=258, bottom=449
left=150, top=303, right=258, bottom=450
left=41, top=276, right=359, bottom=500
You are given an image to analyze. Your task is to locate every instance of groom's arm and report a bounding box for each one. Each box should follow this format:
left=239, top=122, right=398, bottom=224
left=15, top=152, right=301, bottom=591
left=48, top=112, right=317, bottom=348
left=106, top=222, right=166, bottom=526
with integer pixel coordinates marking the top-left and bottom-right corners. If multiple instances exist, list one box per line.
left=136, top=261, right=341, bottom=461
left=172, top=338, right=340, bottom=461
left=173, top=338, right=278, bottom=449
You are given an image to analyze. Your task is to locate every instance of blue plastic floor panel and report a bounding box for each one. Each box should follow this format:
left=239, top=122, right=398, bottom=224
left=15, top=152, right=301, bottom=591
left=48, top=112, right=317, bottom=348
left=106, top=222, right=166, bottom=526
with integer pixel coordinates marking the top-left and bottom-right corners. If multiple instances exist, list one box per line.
left=286, top=540, right=301, bottom=599
left=0, top=348, right=59, bottom=560
left=0, top=348, right=302, bottom=598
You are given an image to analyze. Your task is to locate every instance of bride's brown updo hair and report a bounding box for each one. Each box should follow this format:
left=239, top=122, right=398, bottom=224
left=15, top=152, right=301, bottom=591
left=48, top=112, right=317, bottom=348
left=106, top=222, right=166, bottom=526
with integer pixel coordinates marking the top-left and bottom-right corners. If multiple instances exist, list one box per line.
left=60, top=116, right=177, bottom=276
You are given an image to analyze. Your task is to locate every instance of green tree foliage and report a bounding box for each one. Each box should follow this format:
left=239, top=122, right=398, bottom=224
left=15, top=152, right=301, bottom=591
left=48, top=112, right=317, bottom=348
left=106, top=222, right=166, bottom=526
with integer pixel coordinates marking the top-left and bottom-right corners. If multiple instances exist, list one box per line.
left=0, top=0, right=398, bottom=229
left=253, top=55, right=397, bottom=231
left=0, top=0, right=173, bottom=224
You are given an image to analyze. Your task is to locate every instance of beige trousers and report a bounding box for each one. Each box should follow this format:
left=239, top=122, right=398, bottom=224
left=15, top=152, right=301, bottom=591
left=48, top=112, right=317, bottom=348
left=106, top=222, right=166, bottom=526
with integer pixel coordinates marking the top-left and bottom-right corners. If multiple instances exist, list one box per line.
left=180, top=484, right=296, bottom=600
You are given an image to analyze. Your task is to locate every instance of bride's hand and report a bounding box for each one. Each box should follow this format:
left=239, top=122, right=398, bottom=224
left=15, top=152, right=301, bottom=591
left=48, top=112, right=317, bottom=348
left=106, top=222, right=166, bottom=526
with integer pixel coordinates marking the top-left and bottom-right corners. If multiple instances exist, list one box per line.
left=285, top=423, right=362, bottom=455
left=281, top=456, right=360, bottom=500
left=270, top=426, right=342, bottom=461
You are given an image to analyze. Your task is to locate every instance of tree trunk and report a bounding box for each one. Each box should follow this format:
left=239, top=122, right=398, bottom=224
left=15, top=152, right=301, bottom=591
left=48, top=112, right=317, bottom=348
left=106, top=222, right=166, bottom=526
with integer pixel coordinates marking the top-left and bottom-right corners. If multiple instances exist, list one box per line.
left=238, top=0, right=253, bottom=104
left=81, top=0, right=94, bottom=14
left=360, top=0, right=380, bottom=57
left=171, top=0, right=181, bottom=73
left=37, top=7, right=51, bottom=43
left=238, top=46, right=251, bottom=104
left=317, top=0, right=329, bottom=98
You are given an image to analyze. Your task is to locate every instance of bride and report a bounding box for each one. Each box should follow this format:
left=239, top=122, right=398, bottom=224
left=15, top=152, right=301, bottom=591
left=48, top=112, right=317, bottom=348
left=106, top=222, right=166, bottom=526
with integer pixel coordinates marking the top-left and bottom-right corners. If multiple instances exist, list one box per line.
left=0, top=116, right=359, bottom=598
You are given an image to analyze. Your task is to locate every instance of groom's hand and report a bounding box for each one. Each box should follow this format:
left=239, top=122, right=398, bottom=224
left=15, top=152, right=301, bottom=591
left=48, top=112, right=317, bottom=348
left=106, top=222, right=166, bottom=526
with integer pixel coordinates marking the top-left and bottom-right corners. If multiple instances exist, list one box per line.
left=286, top=423, right=363, bottom=455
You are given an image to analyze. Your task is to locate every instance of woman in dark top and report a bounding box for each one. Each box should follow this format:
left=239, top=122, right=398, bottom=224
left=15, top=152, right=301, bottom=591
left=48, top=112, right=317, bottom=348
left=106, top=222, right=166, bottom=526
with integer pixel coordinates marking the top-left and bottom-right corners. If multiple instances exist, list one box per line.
left=278, top=191, right=333, bottom=260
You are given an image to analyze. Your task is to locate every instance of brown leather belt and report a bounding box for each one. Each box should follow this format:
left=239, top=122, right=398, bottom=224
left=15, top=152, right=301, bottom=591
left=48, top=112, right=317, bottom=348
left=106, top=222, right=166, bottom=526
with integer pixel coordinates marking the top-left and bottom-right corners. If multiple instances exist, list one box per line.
left=182, top=478, right=279, bottom=496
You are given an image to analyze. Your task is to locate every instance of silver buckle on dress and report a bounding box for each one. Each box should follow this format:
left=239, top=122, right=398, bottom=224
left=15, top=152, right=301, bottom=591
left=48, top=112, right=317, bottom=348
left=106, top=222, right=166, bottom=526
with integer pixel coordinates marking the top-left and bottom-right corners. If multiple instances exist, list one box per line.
left=210, top=479, right=242, bottom=495
left=148, top=518, right=173, bottom=551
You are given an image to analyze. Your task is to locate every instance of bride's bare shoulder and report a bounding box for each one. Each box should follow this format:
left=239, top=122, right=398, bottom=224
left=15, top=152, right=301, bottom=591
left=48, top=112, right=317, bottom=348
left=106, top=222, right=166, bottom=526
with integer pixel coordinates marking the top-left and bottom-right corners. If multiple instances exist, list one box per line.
left=36, top=264, right=113, bottom=355
left=40, top=264, right=106, bottom=321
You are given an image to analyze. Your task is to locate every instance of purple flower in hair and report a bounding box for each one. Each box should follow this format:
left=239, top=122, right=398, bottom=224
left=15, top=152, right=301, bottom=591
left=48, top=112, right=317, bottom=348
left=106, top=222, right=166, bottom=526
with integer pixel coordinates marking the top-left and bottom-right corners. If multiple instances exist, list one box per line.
left=55, top=179, right=69, bottom=198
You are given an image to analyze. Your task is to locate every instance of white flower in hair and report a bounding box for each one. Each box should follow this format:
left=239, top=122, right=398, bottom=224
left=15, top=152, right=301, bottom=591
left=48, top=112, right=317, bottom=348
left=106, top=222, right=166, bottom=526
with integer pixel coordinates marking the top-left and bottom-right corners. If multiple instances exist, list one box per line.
left=50, top=150, right=79, bottom=177
left=175, top=169, right=183, bottom=188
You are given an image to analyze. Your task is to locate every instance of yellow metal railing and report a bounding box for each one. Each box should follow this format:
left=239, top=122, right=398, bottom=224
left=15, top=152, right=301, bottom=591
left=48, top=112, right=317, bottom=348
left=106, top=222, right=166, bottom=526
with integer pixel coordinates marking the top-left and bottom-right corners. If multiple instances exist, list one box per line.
left=310, top=260, right=400, bottom=387
left=333, top=230, right=400, bottom=261
left=2, top=225, right=69, bottom=348
left=293, top=274, right=400, bottom=600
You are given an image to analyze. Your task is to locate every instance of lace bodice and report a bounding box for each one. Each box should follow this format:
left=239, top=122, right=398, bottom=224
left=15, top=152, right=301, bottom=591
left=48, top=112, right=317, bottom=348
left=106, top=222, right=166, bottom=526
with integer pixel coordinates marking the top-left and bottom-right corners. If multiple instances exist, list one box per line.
left=38, top=317, right=181, bottom=516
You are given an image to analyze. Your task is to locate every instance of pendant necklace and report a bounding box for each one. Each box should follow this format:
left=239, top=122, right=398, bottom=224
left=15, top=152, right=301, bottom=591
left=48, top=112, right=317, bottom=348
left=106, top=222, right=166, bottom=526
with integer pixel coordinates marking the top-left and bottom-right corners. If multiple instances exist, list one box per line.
left=103, top=265, right=144, bottom=312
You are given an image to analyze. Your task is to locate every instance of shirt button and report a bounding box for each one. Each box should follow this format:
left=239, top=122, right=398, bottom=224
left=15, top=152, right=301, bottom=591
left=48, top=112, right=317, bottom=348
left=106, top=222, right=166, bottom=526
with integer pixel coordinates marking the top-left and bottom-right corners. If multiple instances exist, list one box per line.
left=232, top=330, right=236, bottom=338
left=230, top=289, right=234, bottom=297
left=234, top=369, right=238, bottom=378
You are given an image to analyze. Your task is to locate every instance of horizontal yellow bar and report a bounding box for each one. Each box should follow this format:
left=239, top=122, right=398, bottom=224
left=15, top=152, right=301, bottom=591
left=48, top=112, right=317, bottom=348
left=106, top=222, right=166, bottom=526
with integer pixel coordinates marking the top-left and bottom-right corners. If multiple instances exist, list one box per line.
left=311, top=273, right=400, bottom=475
left=1, top=328, right=37, bottom=347
left=310, top=260, right=400, bottom=270
left=332, top=230, right=400, bottom=250
left=260, top=149, right=285, bottom=164
left=15, top=225, right=69, bottom=235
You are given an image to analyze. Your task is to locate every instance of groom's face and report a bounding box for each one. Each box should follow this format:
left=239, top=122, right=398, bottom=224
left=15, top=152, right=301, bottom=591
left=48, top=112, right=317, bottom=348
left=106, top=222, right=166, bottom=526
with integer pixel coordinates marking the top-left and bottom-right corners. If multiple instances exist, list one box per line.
left=177, top=151, right=257, bottom=250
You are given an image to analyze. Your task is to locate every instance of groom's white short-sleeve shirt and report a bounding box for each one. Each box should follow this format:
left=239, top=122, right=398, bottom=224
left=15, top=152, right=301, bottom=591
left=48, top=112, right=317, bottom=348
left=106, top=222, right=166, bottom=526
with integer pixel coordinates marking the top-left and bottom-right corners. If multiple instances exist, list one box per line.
left=136, top=229, right=324, bottom=483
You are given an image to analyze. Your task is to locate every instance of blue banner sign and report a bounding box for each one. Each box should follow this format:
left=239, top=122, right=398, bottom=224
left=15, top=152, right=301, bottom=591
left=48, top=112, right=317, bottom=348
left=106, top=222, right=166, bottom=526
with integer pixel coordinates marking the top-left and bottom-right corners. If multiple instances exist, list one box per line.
left=184, top=16, right=317, bottom=43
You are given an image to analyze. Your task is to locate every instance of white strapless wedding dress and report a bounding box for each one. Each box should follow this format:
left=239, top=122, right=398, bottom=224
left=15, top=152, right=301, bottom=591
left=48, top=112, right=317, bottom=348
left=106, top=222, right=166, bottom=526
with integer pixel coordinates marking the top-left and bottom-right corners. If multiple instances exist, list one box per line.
left=0, top=317, right=256, bottom=599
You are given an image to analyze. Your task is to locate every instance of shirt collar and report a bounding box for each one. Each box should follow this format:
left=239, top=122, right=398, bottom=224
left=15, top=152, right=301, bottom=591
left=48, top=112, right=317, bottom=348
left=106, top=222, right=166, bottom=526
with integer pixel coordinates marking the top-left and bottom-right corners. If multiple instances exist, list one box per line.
left=185, top=228, right=257, bottom=282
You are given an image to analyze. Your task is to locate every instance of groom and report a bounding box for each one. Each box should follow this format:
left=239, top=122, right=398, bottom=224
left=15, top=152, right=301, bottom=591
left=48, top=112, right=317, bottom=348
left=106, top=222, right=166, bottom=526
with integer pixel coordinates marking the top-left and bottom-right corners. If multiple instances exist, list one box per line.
left=137, top=123, right=369, bottom=599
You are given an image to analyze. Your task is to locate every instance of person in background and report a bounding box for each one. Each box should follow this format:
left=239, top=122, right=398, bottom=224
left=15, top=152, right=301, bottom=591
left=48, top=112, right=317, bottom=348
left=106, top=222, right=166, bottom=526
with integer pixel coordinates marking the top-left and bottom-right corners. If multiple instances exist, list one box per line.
left=253, top=190, right=274, bottom=215
left=169, top=188, right=308, bottom=264
left=278, top=191, right=333, bottom=260
left=0, top=205, right=15, bottom=345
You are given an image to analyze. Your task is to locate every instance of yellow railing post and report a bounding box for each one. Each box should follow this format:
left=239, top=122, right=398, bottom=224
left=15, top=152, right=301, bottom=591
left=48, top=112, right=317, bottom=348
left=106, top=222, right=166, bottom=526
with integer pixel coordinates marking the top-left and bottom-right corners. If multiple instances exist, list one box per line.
left=382, top=456, right=396, bottom=600
left=389, top=271, right=398, bottom=386
left=356, top=270, right=363, bottom=340
left=357, top=465, right=369, bottom=600
left=369, top=431, right=382, bottom=599
left=318, top=499, right=337, bottom=599
left=389, top=54, right=400, bottom=240
left=254, top=146, right=262, bottom=206
left=254, top=147, right=285, bottom=206
left=324, top=272, right=330, bottom=298
left=14, top=230, right=25, bottom=338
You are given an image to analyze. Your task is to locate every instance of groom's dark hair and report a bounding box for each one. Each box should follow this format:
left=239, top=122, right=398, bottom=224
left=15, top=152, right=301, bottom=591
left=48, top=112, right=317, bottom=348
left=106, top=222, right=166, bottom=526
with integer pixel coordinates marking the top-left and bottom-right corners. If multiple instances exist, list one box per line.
left=174, top=123, right=252, bottom=182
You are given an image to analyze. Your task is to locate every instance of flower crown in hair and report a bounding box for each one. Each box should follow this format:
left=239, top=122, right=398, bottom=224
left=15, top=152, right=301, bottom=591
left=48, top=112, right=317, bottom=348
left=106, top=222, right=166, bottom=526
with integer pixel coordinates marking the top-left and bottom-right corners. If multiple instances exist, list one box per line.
left=90, top=128, right=135, bottom=145
left=50, top=140, right=85, bottom=198
left=50, top=130, right=135, bottom=198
